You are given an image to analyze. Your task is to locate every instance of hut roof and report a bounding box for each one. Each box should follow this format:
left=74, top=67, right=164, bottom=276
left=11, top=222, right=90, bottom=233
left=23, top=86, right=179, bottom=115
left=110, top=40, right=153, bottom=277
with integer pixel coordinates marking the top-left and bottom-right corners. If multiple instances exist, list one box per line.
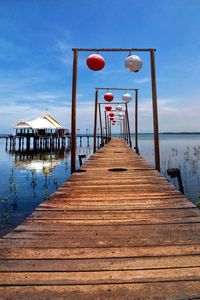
left=14, top=112, right=63, bottom=130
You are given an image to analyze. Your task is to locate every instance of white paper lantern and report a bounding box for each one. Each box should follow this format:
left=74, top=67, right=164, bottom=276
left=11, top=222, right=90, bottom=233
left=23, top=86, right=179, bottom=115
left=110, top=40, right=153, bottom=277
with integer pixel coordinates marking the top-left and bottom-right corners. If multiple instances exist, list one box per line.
left=115, top=105, right=122, bottom=112
left=122, top=93, right=132, bottom=103
left=124, top=55, right=142, bottom=72
left=119, top=116, right=124, bottom=120
left=119, top=112, right=123, bottom=116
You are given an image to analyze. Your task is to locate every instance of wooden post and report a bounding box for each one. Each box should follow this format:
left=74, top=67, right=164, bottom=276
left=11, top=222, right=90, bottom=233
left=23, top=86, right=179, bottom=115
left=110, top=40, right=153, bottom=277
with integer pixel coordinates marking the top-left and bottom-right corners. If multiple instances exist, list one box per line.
left=135, top=89, right=139, bottom=154
left=93, top=89, right=98, bottom=153
left=126, top=117, right=129, bottom=142
left=104, top=110, right=108, bottom=142
left=120, top=120, right=122, bottom=139
left=124, top=117, right=127, bottom=142
left=98, top=103, right=104, bottom=146
left=109, top=117, right=112, bottom=140
left=71, top=49, right=78, bottom=174
left=125, top=111, right=128, bottom=143
left=106, top=115, right=110, bottom=140
left=150, top=49, right=160, bottom=172
left=122, top=118, right=125, bottom=140
left=125, top=103, right=132, bottom=147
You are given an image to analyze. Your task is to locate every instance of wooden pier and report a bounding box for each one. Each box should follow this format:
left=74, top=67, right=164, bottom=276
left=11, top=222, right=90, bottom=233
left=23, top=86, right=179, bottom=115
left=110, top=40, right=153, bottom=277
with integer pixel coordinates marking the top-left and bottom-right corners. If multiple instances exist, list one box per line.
left=1, top=138, right=200, bottom=299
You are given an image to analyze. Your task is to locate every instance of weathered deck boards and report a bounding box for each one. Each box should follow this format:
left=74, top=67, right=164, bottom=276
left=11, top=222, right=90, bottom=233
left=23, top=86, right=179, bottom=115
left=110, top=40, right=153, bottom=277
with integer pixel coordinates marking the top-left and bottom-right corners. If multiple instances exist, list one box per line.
left=1, top=138, right=200, bottom=299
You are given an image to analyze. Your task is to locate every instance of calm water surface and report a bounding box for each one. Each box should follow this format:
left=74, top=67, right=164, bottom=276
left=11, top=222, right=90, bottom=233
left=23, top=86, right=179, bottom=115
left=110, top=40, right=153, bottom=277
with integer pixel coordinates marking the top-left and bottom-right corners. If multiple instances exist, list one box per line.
left=0, top=134, right=200, bottom=236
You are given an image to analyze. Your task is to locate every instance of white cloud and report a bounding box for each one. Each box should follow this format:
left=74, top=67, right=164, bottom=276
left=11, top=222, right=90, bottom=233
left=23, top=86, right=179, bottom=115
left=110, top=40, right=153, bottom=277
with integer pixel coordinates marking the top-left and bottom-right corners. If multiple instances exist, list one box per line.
left=135, top=97, right=200, bottom=132
left=133, top=77, right=151, bottom=84
left=1, top=91, right=200, bottom=134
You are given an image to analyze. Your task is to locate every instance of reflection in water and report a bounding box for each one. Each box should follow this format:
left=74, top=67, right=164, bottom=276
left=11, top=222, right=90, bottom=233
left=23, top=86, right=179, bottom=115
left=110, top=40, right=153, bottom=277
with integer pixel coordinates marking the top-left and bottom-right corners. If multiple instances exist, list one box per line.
left=161, top=144, right=200, bottom=201
left=137, top=136, right=200, bottom=202
left=0, top=145, right=71, bottom=236
left=12, top=148, right=65, bottom=173
left=0, top=138, right=92, bottom=236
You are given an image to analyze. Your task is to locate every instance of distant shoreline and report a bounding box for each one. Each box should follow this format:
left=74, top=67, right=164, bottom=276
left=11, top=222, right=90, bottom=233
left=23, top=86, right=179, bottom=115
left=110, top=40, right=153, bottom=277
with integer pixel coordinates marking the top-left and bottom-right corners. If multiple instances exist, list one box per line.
left=161, top=132, right=200, bottom=135
left=0, top=132, right=200, bottom=138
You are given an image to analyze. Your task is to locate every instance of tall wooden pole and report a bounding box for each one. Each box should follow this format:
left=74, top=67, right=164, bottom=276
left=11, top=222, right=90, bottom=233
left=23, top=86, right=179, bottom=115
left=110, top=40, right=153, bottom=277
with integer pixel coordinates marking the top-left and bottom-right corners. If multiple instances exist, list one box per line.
left=71, top=49, right=78, bottom=174
left=104, top=110, right=108, bottom=142
left=126, top=117, right=128, bottom=142
left=108, top=116, right=111, bottom=140
left=124, top=112, right=127, bottom=142
left=93, top=89, right=98, bottom=153
left=123, top=117, right=126, bottom=141
left=120, top=121, right=122, bottom=139
left=135, top=89, right=139, bottom=154
left=108, top=117, right=112, bottom=140
left=150, top=49, right=160, bottom=172
left=125, top=103, right=132, bottom=148
left=98, top=103, right=103, bottom=146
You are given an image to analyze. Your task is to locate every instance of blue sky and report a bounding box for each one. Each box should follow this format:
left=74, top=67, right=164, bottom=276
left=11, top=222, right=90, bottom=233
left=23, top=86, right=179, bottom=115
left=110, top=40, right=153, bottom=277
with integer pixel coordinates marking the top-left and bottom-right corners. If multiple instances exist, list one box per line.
left=0, top=0, right=200, bottom=133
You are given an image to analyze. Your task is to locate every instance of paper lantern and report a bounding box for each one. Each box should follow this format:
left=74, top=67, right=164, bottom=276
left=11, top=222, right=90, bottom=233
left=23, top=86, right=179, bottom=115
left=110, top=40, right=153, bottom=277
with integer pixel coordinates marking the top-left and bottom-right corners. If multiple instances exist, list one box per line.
left=110, top=117, right=115, bottom=121
left=104, top=92, right=114, bottom=102
left=86, top=54, right=105, bottom=71
left=119, top=112, right=123, bottom=116
left=105, top=105, right=112, bottom=111
left=115, top=105, right=122, bottom=112
left=109, top=112, right=115, bottom=118
left=122, top=93, right=132, bottom=103
left=124, top=55, right=142, bottom=72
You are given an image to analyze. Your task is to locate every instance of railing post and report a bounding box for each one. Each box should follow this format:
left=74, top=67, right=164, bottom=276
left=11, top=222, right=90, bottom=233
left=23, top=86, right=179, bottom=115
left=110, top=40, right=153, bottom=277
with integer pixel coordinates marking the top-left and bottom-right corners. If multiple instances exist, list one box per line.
left=98, top=103, right=104, bottom=146
left=135, top=89, right=139, bottom=154
left=150, top=49, right=160, bottom=172
left=71, top=49, right=78, bottom=174
left=125, top=103, right=132, bottom=147
left=120, top=120, right=122, bottom=139
left=93, top=89, right=98, bottom=153
left=104, top=110, right=108, bottom=142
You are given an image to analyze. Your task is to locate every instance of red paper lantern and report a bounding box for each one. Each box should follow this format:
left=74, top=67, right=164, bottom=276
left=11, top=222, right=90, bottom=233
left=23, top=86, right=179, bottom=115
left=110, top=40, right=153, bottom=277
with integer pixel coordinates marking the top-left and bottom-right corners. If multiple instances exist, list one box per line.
left=86, top=54, right=105, bottom=71
left=105, top=105, right=112, bottom=111
left=110, top=117, right=115, bottom=121
left=109, top=112, right=115, bottom=117
left=112, top=122, right=115, bottom=125
left=104, top=92, right=114, bottom=102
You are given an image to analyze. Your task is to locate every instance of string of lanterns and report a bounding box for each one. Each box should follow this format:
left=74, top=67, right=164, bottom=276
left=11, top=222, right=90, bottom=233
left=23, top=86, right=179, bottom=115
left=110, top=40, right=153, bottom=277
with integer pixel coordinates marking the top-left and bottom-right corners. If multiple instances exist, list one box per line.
left=103, top=92, right=132, bottom=104
left=105, top=107, right=125, bottom=126
left=86, top=53, right=142, bottom=72
left=104, top=93, right=129, bottom=126
left=87, top=52, right=140, bottom=127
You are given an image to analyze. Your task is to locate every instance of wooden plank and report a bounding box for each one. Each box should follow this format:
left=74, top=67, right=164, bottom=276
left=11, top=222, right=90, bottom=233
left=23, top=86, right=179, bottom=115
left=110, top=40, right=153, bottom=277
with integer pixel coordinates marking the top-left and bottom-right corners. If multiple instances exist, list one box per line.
left=1, top=267, right=200, bottom=285
left=0, top=282, right=200, bottom=300
left=1, top=138, right=200, bottom=299
left=1, top=245, right=200, bottom=259
left=29, top=208, right=200, bottom=220
left=1, top=255, right=200, bottom=272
